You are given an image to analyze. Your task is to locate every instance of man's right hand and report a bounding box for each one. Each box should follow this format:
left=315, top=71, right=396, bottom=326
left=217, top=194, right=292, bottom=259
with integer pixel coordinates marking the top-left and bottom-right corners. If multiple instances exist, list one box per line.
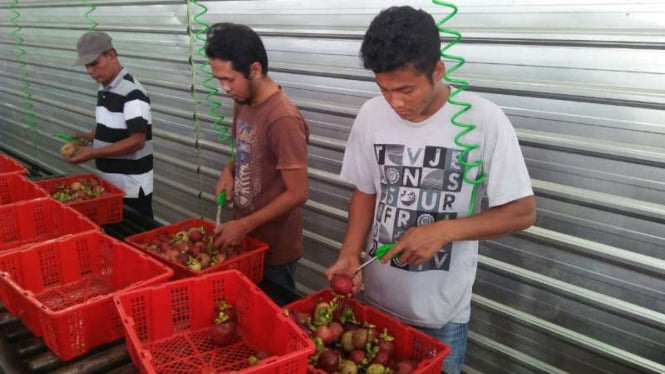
left=215, top=166, right=234, bottom=201
left=74, top=132, right=94, bottom=144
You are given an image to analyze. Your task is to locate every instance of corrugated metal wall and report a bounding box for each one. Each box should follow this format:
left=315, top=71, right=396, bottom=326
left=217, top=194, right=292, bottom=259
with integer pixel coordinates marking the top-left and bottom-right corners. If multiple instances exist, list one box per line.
left=1, top=1, right=664, bottom=372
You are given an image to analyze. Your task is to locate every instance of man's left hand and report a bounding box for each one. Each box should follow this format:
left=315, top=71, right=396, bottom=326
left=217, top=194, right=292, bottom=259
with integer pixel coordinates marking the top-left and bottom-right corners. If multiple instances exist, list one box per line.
left=67, top=145, right=95, bottom=164
left=213, top=219, right=250, bottom=249
left=382, top=222, right=450, bottom=266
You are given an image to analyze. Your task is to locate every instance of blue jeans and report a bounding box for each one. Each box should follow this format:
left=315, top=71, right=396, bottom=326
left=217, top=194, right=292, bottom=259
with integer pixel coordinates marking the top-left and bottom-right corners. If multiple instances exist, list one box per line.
left=263, top=260, right=297, bottom=291
left=418, top=322, right=468, bottom=374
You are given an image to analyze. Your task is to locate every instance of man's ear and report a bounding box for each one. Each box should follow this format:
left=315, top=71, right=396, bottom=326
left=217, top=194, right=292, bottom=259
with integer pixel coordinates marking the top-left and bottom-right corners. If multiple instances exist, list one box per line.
left=103, top=49, right=119, bottom=62
left=433, top=60, right=445, bottom=82
left=249, top=61, right=262, bottom=79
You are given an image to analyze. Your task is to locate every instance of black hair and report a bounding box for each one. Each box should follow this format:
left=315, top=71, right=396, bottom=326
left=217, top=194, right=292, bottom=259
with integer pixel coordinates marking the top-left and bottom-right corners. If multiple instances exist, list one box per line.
left=361, top=6, right=441, bottom=79
left=205, top=23, right=268, bottom=78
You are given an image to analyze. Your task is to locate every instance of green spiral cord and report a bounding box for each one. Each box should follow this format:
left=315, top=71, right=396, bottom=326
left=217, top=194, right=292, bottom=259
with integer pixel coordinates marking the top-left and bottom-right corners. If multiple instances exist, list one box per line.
left=433, top=1, right=486, bottom=216
left=186, top=0, right=206, bottom=214
left=191, top=0, right=234, bottom=160
left=8, top=0, right=39, bottom=163
left=186, top=0, right=203, bottom=210
left=82, top=0, right=98, bottom=31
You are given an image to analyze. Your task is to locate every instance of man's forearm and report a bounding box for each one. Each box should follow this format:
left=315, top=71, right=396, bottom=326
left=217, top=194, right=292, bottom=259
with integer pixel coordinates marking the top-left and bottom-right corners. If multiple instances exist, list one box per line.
left=437, top=195, right=536, bottom=244
left=92, top=134, right=145, bottom=158
left=339, top=189, right=376, bottom=259
left=240, top=189, right=307, bottom=232
left=80, top=131, right=95, bottom=142
left=223, top=160, right=235, bottom=177
left=239, top=168, right=308, bottom=232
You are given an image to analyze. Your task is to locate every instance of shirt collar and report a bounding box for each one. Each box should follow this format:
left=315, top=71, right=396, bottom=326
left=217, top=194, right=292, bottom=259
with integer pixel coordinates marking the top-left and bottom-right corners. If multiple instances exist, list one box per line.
left=102, top=67, right=127, bottom=91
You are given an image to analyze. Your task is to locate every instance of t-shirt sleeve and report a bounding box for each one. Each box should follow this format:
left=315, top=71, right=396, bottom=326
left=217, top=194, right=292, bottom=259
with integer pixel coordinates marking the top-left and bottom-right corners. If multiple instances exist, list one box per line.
left=123, top=90, right=151, bottom=134
left=482, top=106, right=534, bottom=207
left=340, top=105, right=378, bottom=194
left=268, top=116, right=308, bottom=170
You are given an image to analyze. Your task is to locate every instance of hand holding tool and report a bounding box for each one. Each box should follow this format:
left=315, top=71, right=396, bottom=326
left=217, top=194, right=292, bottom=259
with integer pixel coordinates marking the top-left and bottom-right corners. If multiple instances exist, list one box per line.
left=55, top=134, right=87, bottom=144
left=215, top=190, right=227, bottom=225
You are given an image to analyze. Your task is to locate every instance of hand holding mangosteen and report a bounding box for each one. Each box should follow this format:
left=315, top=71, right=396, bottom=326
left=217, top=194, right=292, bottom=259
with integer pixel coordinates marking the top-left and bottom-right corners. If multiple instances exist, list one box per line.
left=324, top=253, right=364, bottom=296
left=215, top=165, right=235, bottom=203
left=330, top=273, right=354, bottom=296
left=65, top=145, right=95, bottom=164
left=60, top=142, right=79, bottom=160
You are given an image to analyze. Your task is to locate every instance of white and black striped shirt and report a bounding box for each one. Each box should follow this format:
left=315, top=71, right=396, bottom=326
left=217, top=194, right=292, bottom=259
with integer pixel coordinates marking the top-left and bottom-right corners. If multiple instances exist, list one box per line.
left=93, top=68, right=153, bottom=198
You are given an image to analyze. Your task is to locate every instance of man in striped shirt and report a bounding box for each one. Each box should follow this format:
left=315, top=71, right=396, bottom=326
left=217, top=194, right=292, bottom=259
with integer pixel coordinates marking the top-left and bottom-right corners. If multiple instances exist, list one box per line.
left=68, top=31, right=154, bottom=218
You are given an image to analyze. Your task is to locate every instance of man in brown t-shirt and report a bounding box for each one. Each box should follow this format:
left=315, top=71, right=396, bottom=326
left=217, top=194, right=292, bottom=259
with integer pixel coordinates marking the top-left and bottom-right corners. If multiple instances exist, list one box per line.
left=206, top=23, right=309, bottom=292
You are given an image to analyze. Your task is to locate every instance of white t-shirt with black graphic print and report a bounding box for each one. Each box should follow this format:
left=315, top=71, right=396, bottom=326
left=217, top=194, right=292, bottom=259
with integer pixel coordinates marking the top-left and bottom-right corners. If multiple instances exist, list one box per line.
left=340, top=89, right=533, bottom=328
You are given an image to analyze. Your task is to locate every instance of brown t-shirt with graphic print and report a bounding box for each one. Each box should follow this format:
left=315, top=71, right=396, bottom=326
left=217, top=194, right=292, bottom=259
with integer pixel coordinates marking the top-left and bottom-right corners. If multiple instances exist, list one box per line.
left=231, top=88, right=309, bottom=266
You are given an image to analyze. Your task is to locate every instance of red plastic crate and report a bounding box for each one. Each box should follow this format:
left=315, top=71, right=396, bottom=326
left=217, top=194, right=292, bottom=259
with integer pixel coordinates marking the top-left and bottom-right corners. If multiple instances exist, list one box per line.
left=0, top=197, right=99, bottom=254
left=0, top=231, right=173, bottom=360
left=124, top=218, right=269, bottom=283
left=35, top=173, right=124, bottom=225
left=0, top=173, right=48, bottom=206
left=286, top=289, right=450, bottom=374
left=114, top=270, right=315, bottom=374
left=0, top=154, right=28, bottom=176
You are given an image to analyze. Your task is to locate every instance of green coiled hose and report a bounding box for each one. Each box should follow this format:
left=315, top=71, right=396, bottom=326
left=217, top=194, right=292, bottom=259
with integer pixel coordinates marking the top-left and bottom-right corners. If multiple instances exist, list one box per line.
left=191, top=0, right=234, bottom=160
left=186, top=0, right=206, bottom=212
left=8, top=0, right=39, bottom=163
left=433, top=1, right=487, bottom=216
left=187, top=1, right=235, bottom=214
left=82, top=0, right=98, bottom=31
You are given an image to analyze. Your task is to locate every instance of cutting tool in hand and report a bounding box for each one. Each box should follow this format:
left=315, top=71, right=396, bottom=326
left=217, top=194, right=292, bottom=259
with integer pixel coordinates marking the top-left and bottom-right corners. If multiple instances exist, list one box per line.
left=353, top=242, right=397, bottom=277
left=215, top=190, right=227, bottom=225
left=55, top=134, right=86, bottom=144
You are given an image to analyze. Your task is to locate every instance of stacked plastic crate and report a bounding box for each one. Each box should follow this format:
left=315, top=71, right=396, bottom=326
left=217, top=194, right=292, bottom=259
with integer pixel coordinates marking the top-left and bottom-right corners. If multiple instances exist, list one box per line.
left=0, top=153, right=173, bottom=360
left=0, top=154, right=313, bottom=372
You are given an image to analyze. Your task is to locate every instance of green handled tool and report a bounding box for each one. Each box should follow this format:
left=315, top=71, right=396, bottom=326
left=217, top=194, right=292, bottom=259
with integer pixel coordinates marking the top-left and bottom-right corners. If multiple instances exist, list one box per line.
left=354, top=243, right=398, bottom=277
left=215, top=190, right=227, bottom=225
left=55, top=134, right=85, bottom=144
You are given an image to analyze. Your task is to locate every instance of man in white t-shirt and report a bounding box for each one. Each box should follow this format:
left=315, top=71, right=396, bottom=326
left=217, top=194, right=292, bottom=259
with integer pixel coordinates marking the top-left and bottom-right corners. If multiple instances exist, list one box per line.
left=324, top=6, right=536, bottom=373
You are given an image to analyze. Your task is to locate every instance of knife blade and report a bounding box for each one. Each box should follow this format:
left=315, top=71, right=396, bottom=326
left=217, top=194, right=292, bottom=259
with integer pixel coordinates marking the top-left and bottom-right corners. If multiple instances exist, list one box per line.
left=353, top=242, right=396, bottom=277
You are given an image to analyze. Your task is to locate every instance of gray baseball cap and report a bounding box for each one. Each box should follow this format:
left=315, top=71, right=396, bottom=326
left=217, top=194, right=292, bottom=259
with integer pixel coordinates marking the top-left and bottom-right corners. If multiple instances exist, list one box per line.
left=75, top=31, right=114, bottom=65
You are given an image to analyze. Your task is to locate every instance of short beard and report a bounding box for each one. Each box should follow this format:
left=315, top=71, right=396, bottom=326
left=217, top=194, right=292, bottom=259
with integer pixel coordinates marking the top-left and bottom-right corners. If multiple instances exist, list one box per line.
left=233, top=77, right=257, bottom=106
left=234, top=98, right=251, bottom=105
